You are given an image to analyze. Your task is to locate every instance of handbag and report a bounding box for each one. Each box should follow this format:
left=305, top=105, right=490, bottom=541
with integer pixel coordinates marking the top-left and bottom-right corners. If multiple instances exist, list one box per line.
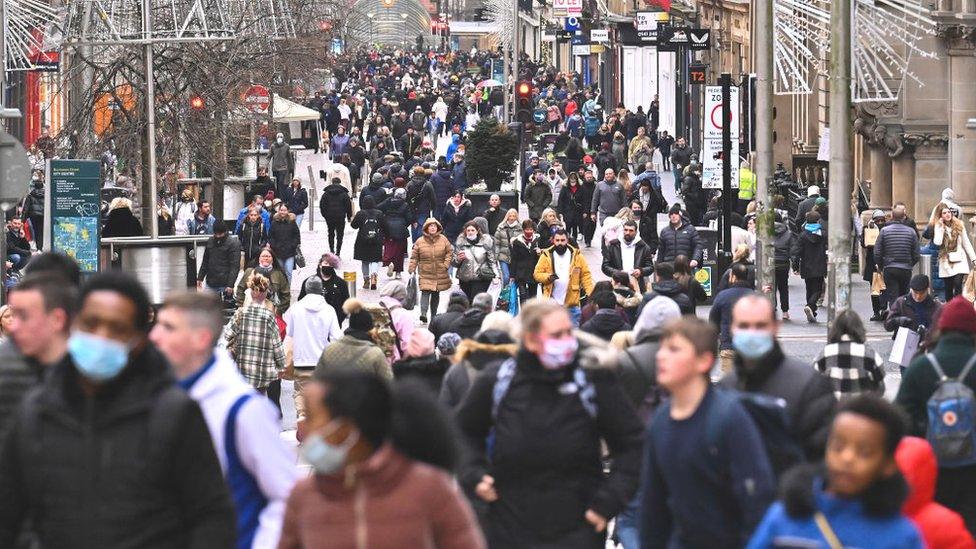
left=948, top=250, right=964, bottom=263
left=478, top=263, right=496, bottom=280
left=294, top=248, right=306, bottom=269
left=403, top=274, right=418, bottom=310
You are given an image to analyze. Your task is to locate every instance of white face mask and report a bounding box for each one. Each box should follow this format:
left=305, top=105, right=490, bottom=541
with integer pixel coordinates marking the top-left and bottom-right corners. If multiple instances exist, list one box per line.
left=276, top=137, right=284, bottom=144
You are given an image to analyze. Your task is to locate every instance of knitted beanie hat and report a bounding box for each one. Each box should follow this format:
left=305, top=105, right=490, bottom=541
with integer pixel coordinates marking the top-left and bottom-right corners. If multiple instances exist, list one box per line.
left=938, top=296, right=976, bottom=334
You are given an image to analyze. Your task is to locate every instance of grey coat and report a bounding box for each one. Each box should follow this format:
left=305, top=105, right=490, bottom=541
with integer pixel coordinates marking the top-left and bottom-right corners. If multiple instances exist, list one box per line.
left=494, top=221, right=521, bottom=265
left=591, top=179, right=627, bottom=217
left=453, top=235, right=498, bottom=282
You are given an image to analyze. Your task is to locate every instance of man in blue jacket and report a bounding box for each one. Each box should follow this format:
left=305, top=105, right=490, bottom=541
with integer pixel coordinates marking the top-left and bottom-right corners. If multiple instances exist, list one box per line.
left=709, top=263, right=755, bottom=374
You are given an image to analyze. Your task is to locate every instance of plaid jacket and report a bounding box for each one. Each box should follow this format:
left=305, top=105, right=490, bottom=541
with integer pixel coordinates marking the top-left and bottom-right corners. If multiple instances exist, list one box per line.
left=813, top=337, right=886, bottom=399
left=226, top=303, right=286, bottom=389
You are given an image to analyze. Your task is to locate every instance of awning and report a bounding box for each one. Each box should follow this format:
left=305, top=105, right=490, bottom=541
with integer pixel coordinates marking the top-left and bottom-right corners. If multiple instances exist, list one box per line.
left=273, top=95, right=320, bottom=123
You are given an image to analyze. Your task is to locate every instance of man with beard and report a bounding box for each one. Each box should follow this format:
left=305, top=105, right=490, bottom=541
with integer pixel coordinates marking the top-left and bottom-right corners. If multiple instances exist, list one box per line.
left=602, top=221, right=655, bottom=293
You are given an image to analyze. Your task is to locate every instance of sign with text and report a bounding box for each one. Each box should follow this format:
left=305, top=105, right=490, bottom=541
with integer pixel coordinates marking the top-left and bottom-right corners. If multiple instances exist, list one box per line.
left=635, top=11, right=669, bottom=42
left=704, top=85, right=740, bottom=140
left=45, top=159, right=101, bottom=272
left=688, top=28, right=711, bottom=51
left=572, top=44, right=591, bottom=56
left=689, top=63, right=707, bottom=85
left=590, top=29, right=610, bottom=42
left=553, top=0, right=582, bottom=15
left=702, top=139, right=740, bottom=189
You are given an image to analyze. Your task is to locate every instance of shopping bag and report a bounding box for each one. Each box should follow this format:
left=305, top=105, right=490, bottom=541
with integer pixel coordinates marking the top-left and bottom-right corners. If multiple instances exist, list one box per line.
left=863, top=226, right=880, bottom=247
left=487, top=278, right=503, bottom=304
left=889, top=326, right=920, bottom=367
left=403, top=274, right=418, bottom=310
left=508, top=283, right=520, bottom=315
left=870, top=272, right=886, bottom=296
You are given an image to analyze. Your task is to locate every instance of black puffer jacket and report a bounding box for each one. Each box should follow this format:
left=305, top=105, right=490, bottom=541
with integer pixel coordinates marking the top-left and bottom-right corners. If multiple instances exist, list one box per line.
left=196, top=234, right=241, bottom=288
left=657, top=221, right=702, bottom=263
left=510, top=234, right=541, bottom=283
left=359, top=180, right=388, bottom=210
left=581, top=309, right=631, bottom=341
left=874, top=222, right=920, bottom=272
left=392, top=354, right=451, bottom=395
left=430, top=168, right=456, bottom=218
left=0, top=346, right=236, bottom=548
left=457, top=348, right=644, bottom=546
left=237, top=219, right=266, bottom=264
left=720, top=343, right=836, bottom=460
left=406, top=176, right=437, bottom=218
left=454, top=308, right=487, bottom=340
left=438, top=332, right=516, bottom=409
left=269, top=213, right=301, bottom=259
left=639, top=280, right=694, bottom=316
left=378, top=196, right=412, bottom=239
left=319, top=183, right=352, bottom=222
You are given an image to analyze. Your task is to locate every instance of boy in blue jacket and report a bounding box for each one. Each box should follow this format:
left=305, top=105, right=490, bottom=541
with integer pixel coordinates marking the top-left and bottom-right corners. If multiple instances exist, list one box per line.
left=748, top=395, right=924, bottom=548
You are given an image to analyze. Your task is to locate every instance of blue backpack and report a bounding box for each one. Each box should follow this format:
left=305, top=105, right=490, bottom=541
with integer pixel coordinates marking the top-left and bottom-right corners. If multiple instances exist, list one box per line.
left=924, top=353, right=976, bottom=467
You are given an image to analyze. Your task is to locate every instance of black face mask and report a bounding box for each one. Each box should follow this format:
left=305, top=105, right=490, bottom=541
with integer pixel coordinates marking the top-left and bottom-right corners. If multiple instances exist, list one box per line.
left=214, top=235, right=227, bottom=244
left=554, top=244, right=568, bottom=255
left=255, top=264, right=273, bottom=276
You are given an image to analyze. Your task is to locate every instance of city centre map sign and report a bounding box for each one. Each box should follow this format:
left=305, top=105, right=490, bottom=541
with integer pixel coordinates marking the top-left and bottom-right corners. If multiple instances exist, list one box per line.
left=45, top=159, right=101, bottom=272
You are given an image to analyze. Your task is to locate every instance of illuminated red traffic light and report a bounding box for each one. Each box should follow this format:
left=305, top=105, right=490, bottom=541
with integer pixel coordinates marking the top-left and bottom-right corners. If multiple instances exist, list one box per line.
left=516, top=81, right=531, bottom=97
left=189, top=96, right=205, bottom=110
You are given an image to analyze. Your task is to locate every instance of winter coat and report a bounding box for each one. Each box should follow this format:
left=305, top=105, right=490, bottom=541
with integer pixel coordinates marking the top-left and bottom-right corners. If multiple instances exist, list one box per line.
left=896, top=437, right=976, bottom=549
left=406, top=176, right=437, bottom=219
left=393, top=354, right=451, bottom=394
left=657, top=221, right=703, bottom=263
left=409, top=219, right=453, bottom=292
left=5, top=230, right=31, bottom=259
left=456, top=348, right=644, bottom=546
left=269, top=212, right=301, bottom=259
left=524, top=180, right=553, bottom=221
left=268, top=140, right=293, bottom=172
left=438, top=336, right=516, bottom=409
left=351, top=208, right=386, bottom=263
left=534, top=246, right=595, bottom=307
left=482, top=207, right=506, bottom=236
left=748, top=468, right=923, bottom=549
left=235, top=266, right=291, bottom=315
left=715, top=261, right=757, bottom=294
left=454, top=235, right=498, bottom=283
left=316, top=332, right=392, bottom=380
left=186, top=214, right=215, bottom=235
left=791, top=224, right=827, bottom=279
left=237, top=219, right=267, bottom=264
left=601, top=238, right=655, bottom=292
left=611, top=138, right=628, bottom=170
left=102, top=208, right=144, bottom=237
left=813, top=336, right=886, bottom=400
left=494, top=220, right=521, bottom=265
left=721, top=343, right=837, bottom=460
left=430, top=168, right=456, bottom=217
left=23, top=185, right=45, bottom=218
left=537, top=220, right=563, bottom=250
left=0, top=340, right=42, bottom=442
left=709, top=283, right=755, bottom=350
left=278, top=444, right=485, bottom=549
left=297, top=268, right=350, bottom=324
left=581, top=308, right=632, bottom=341
left=326, top=163, right=352, bottom=196
left=281, top=185, right=309, bottom=216
left=359, top=181, right=388, bottom=210
left=874, top=222, right=920, bottom=272
left=640, top=280, right=695, bottom=316
left=441, top=199, right=473, bottom=243
left=510, top=234, right=541, bottom=283
left=884, top=294, right=942, bottom=334
left=933, top=220, right=976, bottom=277
left=595, top=150, right=617, bottom=175
left=378, top=197, right=412, bottom=240
left=591, top=179, right=627, bottom=217
left=670, top=145, right=692, bottom=170
left=197, top=234, right=241, bottom=288
left=773, top=221, right=794, bottom=269
left=897, top=332, right=976, bottom=437
left=318, top=183, right=353, bottom=222
left=615, top=329, right=664, bottom=414
left=0, top=347, right=236, bottom=549
left=173, top=199, right=198, bottom=236
left=557, top=184, right=586, bottom=227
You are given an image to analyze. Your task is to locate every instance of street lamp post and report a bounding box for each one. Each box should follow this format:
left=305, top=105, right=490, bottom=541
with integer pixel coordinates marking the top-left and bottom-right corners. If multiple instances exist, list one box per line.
left=400, top=13, right=408, bottom=49
left=366, top=13, right=375, bottom=45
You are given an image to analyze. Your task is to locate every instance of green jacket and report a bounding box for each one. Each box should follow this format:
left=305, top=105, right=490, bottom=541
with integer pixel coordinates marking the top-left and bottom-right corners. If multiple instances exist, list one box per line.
left=738, top=167, right=757, bottom=200
left=315, top=333, right=392, bottom=380
left=896, top=332, right=976, bottom=436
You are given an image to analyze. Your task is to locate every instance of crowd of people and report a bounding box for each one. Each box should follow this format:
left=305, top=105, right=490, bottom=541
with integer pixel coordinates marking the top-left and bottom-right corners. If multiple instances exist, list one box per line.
left=3, top=45, right=976, bottom=549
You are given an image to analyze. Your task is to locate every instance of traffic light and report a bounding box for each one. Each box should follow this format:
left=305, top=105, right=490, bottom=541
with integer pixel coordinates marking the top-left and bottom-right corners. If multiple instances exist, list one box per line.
left=515, top=80, right=533, bottom=124
left=189, top=95, right=205, bottom=110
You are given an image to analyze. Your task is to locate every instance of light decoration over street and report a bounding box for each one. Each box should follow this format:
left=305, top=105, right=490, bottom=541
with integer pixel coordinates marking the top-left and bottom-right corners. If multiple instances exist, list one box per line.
left=3, top=0, right=61, bottom=70
left=773, top=0, right=937, bottom=101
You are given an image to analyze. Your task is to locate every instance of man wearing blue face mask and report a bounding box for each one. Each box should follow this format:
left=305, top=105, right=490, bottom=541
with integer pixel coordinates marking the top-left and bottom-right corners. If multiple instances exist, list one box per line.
left=720, top=293, right=837, bottom=462
left=709, top=263, right=755, bottom=375
left=0, top=271, right=236, bottom=549
left=456, top=299, right=644, bottom=548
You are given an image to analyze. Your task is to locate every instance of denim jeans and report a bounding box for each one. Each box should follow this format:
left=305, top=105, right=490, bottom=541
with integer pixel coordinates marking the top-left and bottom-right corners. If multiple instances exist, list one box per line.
left=8, top=253, right=28, bottom=271
left=411, top=212, right=427, bottom=242
left=568, top=305, right=581, bottom=327
left=615, top=495, right=641, bottom=549
left=294, top=213, right=305, bottom=228
left=281, top=256, right=295, bottom=281
left=499, top=261, right=510, bottom=282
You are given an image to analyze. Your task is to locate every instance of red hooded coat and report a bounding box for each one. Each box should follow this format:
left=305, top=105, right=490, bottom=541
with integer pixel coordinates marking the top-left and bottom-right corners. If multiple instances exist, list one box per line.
left=896, top=437, right=976, bottom=549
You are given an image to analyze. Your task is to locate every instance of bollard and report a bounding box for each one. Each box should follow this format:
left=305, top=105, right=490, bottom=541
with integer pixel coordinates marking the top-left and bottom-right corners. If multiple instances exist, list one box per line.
left=917, top=253, right=932, bottom=280
left=344, top=270, right=357, bottom=298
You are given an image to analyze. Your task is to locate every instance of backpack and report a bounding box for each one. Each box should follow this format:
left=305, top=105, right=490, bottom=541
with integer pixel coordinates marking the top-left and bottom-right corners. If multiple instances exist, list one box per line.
left=618, top=349, right=666, bottom=424
left=924, top=353, right=976, bottom=467
left=706, top=388, right=805, bottom=478
left=361, top=215, right=382, bottom=242
left=365, top=303, right=401, bottom=359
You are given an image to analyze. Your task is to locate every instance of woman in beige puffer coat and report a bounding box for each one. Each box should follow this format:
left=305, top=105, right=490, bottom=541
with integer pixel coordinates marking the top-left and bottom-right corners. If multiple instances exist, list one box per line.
left=409, top=218, right=453, bottom=322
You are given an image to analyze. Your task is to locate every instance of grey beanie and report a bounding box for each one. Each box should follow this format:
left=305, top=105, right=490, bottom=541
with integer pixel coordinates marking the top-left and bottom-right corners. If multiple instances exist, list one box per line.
left=472, top=292, right=494, bottom=312
left=371, top=172, right=385, bottom=185
left=437, top=332, right=462, bottom=356
left=303, top=277, right=324, bottom=296
left=633, top=297, right=681, bottom=340
left=380, top=280, right=407, bottom=303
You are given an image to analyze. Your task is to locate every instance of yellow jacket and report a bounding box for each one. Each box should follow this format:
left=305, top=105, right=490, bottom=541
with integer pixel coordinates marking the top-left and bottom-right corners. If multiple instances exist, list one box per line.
left=738, top=167, right=757, bottom=200
left=533, top=246, right=595, bottom=307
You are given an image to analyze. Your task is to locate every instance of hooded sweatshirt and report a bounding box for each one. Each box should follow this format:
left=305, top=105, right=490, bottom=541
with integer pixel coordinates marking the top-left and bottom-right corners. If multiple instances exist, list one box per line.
left=283, top=294, right=343, bottom=367
left=896, top=437, right=976, bottom=549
